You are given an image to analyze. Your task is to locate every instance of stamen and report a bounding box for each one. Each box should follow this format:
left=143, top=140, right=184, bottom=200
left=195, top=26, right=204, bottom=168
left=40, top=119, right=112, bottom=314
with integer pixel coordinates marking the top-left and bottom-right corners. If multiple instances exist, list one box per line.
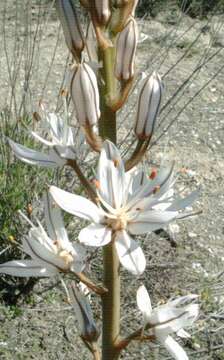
left=149, top=168, right=157, bottom=180
left=27, top=204, right=33, bottom=216
left=113, top=159, right=119, bottom=168
left=93, top=179, right=101, bottom=189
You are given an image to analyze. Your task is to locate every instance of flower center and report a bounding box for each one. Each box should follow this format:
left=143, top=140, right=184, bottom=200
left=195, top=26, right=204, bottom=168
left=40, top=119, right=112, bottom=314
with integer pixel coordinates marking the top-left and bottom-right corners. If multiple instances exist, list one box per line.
left=106, top=212, right=128, bottom=231
left=58, top=250, right=74, bottom=269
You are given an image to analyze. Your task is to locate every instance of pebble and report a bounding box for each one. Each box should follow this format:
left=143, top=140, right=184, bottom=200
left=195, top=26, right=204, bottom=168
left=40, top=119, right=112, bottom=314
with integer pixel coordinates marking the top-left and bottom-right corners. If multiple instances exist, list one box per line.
left=188, top=232, right=197, bottom=238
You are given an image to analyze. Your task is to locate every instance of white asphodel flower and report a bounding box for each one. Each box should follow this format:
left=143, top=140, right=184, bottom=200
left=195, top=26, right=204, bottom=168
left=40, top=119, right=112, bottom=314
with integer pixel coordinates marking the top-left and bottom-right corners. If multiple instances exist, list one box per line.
left=50, top=140, right=198, bottom=276
left=137, top=285, right=199, bottom=360
left=0, top=193, right=85, bottom=277
left=8, top=108, right=76, bottom=168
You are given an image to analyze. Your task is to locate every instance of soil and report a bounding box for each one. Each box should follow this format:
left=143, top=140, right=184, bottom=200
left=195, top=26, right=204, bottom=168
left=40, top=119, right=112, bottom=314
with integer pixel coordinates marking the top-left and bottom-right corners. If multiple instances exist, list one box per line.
left=0, top=1, right=224, bottom=359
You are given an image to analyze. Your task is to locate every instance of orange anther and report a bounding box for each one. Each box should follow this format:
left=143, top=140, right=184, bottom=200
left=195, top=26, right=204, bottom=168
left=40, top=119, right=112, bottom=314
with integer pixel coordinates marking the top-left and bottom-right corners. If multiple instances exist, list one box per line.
left=113, top=159, right=119, bottom=168
left=93, top=179, right=101, bottom=189
left=27, top=204, right=33, bottom=216
left=149, top=168, right=157, bottom=180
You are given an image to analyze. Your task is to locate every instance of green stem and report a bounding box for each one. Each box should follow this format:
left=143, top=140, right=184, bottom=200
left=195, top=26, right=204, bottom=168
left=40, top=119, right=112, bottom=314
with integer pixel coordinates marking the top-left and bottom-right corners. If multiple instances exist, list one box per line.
left=99, top=46, right=117, bottom=142
left=102, top=240, right=120, bottom=360
left=124, top=139, right=150, bottom=171
left=98, top=43, right=121, bottom=360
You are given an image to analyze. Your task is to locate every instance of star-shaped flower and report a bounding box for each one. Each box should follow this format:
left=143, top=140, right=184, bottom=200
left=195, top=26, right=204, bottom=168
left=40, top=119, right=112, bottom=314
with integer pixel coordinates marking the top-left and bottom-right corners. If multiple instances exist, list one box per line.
left=8, top=108, right=76, bottom=168
left=137, top=285, right=199, bottom=360
left=50, top=140, right=198, bottom=276
left=0, top=193, right=85, bottom=277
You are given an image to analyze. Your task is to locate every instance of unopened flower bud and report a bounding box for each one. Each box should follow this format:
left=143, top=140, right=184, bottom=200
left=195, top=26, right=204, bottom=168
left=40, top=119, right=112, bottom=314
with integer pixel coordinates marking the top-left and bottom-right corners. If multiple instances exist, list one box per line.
left=135, top=72, right=163, bottom=140
left=95, top=0, right=111, bottom=26
left=70, top=283, right=99, bottom=342
left=55, top=0, right=85, bottom=59
left=115, top=17, right=138, bottom=81
left=70, top=63, right=100, bottom=127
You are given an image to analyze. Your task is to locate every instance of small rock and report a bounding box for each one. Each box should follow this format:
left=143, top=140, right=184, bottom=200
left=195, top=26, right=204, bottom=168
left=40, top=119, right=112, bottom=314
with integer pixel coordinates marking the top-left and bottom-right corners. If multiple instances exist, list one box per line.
left=188, top=232, right=197, bottom=238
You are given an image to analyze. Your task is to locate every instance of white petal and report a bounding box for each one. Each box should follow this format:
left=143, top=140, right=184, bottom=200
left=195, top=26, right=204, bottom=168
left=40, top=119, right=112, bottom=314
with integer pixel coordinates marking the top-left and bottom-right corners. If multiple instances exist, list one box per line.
left=70, top=260, right=85, bottom=273
left=115, top=230, right=146, bottom=275
left=49, top=148, right=67, bottom=166
left=79, top=224, right=112, bottom=247
left=159, top=336, right=188, bottom=360
left=47, top=113, right=63, bottom=141
left=168, top=294, right=199, bottom=307
left=50, top=186, right=102, bottom=223
left=125, top=163, right=175, bottom=212
left=136, top=285, right=152, bottom=321
left=98, top=140, right=125, bottom=209
left=44, top=192, right=71, bottom=250
left=167, top=190, right=199, bottom=211
left=8, top=138, right=59, bottom=167
left=26, top=229, right=67, bottom=270
left=151, top=304, right=199, bottom=336
left=53, top=145, right=76, bottom=160
left=130, top=169, right=148, bottom=194
left=177, top=329, right=190, bottom=339
left=30, top=131, right=53, bottom=146
left=66, top=126, right=75, bottom=146
left=0, top=260, right=57, bottom=277
left=128, top=210, right=178, bottom=235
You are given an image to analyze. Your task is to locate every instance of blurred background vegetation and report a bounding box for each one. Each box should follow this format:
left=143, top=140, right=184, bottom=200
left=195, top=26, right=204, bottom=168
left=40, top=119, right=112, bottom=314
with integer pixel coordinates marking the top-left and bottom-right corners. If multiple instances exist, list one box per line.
left=136, top=0, right=224, bottom=18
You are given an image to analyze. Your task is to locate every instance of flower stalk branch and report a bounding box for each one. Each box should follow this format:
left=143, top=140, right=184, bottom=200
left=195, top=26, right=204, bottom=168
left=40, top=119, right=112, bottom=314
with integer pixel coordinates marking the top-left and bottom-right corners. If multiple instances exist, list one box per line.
left=76, top=272, right=108, bottom=296
left=67, top=158, right=97, bottom=203
left=124, top=138, right=150, bottom=171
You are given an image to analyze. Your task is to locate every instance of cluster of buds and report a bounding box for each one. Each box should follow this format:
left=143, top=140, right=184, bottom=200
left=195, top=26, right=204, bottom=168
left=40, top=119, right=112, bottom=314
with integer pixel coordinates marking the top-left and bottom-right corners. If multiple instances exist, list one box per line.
left=56, top=0, right=163, bottom=153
